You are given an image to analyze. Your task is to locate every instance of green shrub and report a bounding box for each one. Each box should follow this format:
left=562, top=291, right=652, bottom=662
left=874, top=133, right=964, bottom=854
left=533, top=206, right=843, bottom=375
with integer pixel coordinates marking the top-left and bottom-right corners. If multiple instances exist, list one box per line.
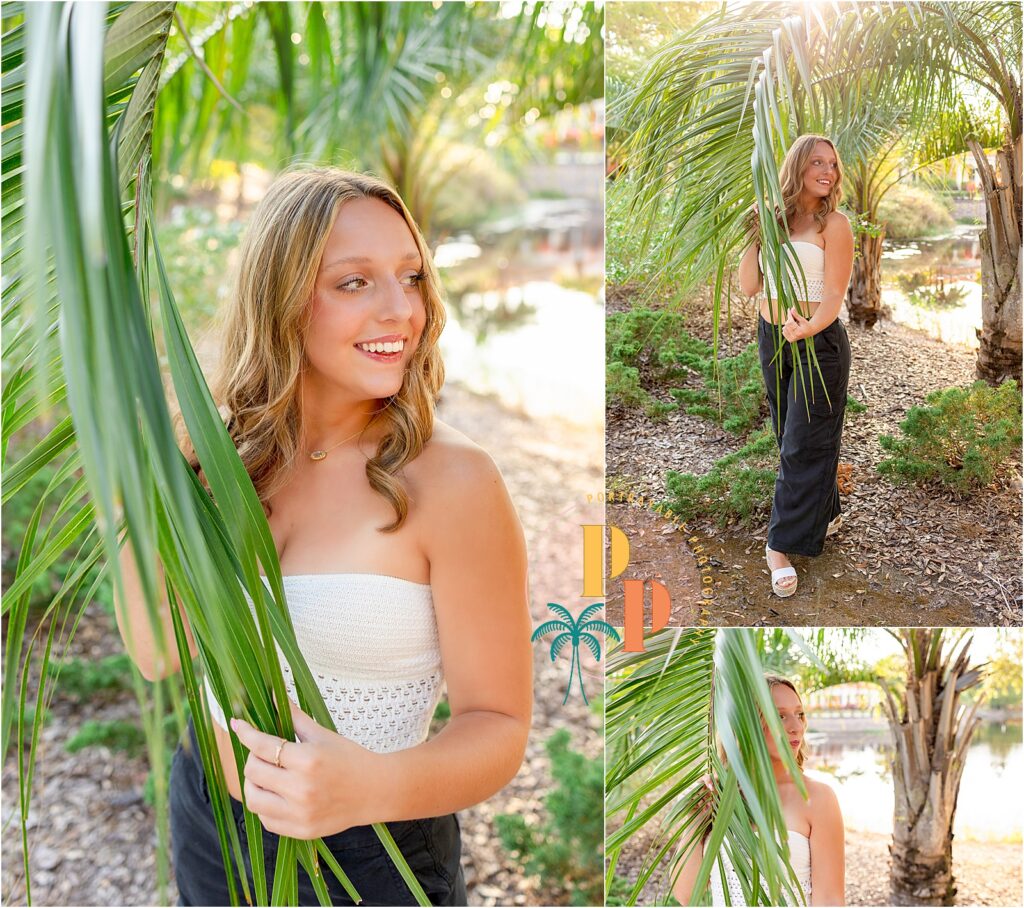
left=607, top=307, right=766, bottom=432
left=663, top=428, right=779, bottom=526
left=846, top=395, right=868, bottom=415
left=66, top=718, right=147, bottom=756
left=606, top=184, right=676, bottom=287
left=670, top=343, right=764, bottom=434
left=878, top=380, right=1022, bottom=494
left=605, top=875, right=635, bottom=907
left=877, top=184, right=954, bottom=239
left=496, top=729, right=603, bottom=906
left=607, top=361, right=650, bottom=410
left=159, top=206, right=244, bottom=326
left=51, top=653, right=133, bottom=702
left=607, top=307, right=694, bottom=372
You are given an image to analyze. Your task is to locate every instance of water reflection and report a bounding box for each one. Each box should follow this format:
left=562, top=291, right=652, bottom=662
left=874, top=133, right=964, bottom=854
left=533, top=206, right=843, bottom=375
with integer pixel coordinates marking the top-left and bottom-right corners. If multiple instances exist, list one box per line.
left=805, top=718, right=1022, bottom=840
left=436, top=195, right=603, bottom=429
left=881, top=226, right=983, bottom=348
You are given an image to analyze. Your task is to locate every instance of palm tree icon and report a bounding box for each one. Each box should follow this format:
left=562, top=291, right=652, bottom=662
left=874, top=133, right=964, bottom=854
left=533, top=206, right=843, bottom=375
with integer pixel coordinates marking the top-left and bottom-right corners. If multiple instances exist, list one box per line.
left=532, top=603, right=620, bottom=705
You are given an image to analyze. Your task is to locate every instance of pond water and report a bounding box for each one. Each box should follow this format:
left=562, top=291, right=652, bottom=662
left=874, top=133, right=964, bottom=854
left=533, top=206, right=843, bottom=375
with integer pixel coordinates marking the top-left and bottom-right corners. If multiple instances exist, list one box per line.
left=881, top=225, right=983, bottom=349
left=436, top=197, right=604, bottom=430
left=805, top=718, right=1021, bottom=841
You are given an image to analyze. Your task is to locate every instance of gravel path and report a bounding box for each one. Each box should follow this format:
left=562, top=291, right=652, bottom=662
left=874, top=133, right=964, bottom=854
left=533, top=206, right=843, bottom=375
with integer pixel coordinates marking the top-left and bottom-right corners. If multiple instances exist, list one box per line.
left=1, top=382, right=604, bottom=907
left=608, top=821, right=1022, bottom=907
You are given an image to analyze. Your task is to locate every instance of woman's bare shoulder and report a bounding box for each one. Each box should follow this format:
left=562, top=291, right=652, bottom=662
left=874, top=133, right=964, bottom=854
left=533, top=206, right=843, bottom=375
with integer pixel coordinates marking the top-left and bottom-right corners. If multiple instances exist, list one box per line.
left=406, top=419, right=507, bottom=500
left=805, top=775, right=842, bottom=817
left=824, top=209, right=852, bottom=234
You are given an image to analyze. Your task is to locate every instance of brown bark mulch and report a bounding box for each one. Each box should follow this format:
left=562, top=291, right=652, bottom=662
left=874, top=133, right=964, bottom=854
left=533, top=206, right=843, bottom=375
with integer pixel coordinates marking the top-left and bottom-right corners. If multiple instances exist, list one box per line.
left=1, top=382, right=604, bottom=907
left=606, top=284, right=1022, bottom=625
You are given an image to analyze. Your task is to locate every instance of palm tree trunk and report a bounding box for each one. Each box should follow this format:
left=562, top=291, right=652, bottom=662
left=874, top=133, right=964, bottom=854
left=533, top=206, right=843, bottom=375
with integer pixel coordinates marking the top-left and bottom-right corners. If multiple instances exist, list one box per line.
left=882, top=631, right=984, bottom=907
left=969, top=135, right=1022, bottom=385
left=847, top=229, right=885, bottom=328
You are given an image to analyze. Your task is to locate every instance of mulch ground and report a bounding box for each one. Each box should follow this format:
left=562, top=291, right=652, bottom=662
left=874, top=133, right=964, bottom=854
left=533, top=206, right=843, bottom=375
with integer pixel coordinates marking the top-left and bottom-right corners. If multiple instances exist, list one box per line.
left=606, top=283, right=1022, bottom=625
left=1, top=382, right=604, bottom=907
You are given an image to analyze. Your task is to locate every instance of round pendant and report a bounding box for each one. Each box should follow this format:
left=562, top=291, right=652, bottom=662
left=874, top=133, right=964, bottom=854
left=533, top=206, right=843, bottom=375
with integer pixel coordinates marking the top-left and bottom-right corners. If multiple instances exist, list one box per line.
left=310, top=450, right=327, bottom=461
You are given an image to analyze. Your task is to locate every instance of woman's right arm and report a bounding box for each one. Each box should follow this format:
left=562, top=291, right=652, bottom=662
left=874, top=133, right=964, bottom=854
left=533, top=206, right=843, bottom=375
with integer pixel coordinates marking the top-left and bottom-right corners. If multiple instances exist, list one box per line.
left=672, top=777, right=715, bottom=905
left=671, top=835, right=705, bottom=906
left=114, top=540, right=199, bottom=682
left=738, top=240, right=763, bottom=298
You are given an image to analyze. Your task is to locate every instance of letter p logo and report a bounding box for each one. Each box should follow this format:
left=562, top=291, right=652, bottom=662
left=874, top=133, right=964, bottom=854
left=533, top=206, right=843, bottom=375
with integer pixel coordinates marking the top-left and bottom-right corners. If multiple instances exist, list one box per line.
left=581, top=524, right=670, bottom=652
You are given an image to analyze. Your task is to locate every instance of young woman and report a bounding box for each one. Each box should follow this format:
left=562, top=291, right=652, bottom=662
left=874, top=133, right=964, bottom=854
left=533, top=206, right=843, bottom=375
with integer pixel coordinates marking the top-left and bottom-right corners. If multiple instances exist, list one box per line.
left=114, top=168, right=533, bottom=906
left=672, top=675, right=846, bottom=906
left=738, top=135, right=855, bottom=598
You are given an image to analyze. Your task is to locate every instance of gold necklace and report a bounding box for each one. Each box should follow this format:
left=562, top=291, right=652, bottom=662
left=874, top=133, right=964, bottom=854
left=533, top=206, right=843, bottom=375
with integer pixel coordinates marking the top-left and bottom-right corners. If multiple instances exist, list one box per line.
left=307, top=398, right=396, bottom=461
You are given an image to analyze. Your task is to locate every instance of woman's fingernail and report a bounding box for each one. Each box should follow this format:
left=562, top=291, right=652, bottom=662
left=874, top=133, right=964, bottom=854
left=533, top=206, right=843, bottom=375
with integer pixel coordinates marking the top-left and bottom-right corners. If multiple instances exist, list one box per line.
left=230, top=718, right=238, bottom=731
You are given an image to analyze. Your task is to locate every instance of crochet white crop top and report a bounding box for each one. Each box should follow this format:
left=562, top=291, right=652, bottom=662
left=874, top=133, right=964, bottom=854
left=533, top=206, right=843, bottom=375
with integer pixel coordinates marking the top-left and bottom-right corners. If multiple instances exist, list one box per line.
left=202, top=574, right=443, bottom=754
left=759, top=241, right=826, bottom=302
left=710, top=830, right=811, bottom=906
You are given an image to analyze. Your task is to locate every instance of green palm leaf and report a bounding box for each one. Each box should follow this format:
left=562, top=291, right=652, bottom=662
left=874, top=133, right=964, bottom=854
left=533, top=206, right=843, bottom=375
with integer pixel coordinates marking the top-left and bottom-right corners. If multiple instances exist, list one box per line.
left=606, top=628, right=805, bottom=906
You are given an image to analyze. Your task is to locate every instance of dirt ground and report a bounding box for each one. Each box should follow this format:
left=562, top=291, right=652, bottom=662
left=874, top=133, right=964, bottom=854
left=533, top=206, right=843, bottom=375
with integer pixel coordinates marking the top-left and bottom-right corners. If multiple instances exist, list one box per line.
left=1, top=382, right=604, bottom=907
left=606, top=285, right=1022, bottom=626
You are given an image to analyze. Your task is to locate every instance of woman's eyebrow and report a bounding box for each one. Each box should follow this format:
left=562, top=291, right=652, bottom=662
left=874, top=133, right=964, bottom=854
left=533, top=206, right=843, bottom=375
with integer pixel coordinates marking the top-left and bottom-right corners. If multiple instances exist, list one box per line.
left=324, top=251, right=421, bottom=269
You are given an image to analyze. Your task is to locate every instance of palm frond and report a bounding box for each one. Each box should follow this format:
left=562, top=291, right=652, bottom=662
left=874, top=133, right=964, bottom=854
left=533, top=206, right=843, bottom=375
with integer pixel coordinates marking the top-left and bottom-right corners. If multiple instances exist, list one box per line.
left=606, top=628, right=804, bottom=906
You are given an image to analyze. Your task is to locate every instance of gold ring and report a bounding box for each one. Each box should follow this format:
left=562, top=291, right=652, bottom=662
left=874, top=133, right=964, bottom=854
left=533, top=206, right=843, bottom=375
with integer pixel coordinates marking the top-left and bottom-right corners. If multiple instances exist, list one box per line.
left=274, top=738, right=286, bottom=768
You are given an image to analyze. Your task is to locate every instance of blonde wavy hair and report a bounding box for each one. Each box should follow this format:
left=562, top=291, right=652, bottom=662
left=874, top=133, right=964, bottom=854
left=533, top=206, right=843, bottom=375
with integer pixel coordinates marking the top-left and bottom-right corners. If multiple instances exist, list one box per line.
left=763, top=673, right=808, bottom=769
left=776, top=134, right=844, bottom=234
left=183, top=167, right=445, bottom=532
left=745, top=134, right=844, bottom=243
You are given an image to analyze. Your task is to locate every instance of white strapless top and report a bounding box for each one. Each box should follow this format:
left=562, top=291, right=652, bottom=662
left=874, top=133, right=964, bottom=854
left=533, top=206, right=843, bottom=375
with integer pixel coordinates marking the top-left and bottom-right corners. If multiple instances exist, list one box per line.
left=710, top=830, right=811, bottom=906
left=202, top=574, right=443, bottom=754
left=759, top=241, right=826, bottom=302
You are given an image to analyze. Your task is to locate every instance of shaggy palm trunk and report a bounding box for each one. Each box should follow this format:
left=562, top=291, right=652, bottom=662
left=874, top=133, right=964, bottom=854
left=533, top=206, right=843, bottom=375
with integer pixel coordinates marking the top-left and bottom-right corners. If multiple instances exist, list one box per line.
left=847, top=230, right=885, bottom=328
left=881, top=631, right=984, bottom=907
left=970, top=136, right=1022, bottom=385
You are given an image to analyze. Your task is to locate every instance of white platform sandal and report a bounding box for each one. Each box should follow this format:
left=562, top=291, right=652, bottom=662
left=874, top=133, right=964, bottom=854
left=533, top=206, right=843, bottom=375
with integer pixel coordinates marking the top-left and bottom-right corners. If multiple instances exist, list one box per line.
left=765, top=545, right=798, bottom=598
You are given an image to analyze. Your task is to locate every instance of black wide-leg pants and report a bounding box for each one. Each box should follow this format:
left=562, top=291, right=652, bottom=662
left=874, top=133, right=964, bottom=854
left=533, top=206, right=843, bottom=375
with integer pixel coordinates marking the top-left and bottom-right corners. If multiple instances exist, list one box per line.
left=757, top=315, right=852, bottom=557
left=170, top=716, right=467, bottom=906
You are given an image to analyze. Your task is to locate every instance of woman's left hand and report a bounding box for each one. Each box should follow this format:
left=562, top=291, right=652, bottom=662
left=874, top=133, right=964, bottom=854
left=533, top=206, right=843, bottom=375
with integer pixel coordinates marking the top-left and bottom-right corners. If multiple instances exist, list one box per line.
left=782, top=308, right=814, bottom=342
left=230, top=700, right=380, bottom=840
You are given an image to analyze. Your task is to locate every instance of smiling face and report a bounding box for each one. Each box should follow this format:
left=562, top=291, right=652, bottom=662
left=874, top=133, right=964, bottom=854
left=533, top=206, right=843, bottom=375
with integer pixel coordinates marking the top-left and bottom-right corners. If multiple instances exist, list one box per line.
left=763, top=682, right=807, bottom=763
left=802, top=140, right=840, bottom=201
left=303, top=197, right=427, bottom=407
